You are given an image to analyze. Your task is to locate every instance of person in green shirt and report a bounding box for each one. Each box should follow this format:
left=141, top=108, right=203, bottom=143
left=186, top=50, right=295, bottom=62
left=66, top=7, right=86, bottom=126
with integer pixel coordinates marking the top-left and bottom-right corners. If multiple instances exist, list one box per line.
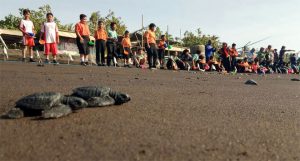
left=106, top=22, right=119, bottom=67
left=256, top=47, right=266, bottom=66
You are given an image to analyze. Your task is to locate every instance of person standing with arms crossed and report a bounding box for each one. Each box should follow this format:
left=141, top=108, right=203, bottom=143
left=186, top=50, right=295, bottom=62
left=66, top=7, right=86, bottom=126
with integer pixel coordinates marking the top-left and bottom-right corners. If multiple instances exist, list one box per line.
left=144, top=23, right=158, bottom=69
left=75, top=14, right=90, bottom=66
left=94, top=20, right=107, bottom=66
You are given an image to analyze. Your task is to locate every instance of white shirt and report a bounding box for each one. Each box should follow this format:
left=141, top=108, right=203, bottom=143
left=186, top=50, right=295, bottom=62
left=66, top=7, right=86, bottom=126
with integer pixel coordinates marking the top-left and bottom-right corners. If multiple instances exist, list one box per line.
left=41, top=21, right=58, bottom=43
left=20, top=19, right=34, bottom=33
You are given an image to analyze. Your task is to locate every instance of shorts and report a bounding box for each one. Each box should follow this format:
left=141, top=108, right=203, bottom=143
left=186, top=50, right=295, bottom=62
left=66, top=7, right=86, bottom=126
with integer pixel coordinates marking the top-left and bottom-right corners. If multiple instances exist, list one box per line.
left=123, top=47, right=131, bottom=60
left=158, top=49, right=165, bottom=60
left=22, top=36, right=35, bottom=47
left=44, top=43, right=58, bottom=56
left=76, top=36, right=90, bottom=55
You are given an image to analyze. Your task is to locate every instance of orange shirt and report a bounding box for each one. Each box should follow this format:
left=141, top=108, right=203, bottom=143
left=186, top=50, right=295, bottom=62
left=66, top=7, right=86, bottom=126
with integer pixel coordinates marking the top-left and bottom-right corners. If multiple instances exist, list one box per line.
left=121, top=37, right=131, bottom=48
left=158, top=40, right=166, bottom=49
left=230, top=48, right=238, bottom=57
left=144, top=30, right=156, bottom=44
left=94, top=28, right=107, bottom=40
left=75, top=22, right=90, bottom=36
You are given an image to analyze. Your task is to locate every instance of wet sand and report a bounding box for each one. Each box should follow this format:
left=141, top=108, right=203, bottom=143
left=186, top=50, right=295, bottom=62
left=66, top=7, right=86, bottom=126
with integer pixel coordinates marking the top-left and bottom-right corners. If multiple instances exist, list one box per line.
left=0, top=62, right=299, bottom=161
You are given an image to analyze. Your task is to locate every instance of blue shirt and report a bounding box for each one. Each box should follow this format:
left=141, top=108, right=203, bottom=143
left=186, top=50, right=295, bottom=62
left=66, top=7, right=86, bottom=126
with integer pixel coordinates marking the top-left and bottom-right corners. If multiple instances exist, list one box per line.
left=205, top=44, right=216, bottom=58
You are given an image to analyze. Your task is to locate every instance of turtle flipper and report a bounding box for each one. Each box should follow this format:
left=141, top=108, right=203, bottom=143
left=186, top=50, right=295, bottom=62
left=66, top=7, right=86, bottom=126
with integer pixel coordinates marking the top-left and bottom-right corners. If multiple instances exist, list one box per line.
left=6, top=108, right=24, bottom=119
left=87, top=96, right=115, bottom=107
left=42, top=104, right=72, bottom=119
left=109, top=91, right=131, bottom=105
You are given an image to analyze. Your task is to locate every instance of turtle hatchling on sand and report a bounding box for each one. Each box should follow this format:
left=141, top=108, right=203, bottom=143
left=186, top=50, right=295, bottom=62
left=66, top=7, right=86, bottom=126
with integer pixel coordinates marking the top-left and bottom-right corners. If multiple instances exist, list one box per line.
left=71, top=86, right=131, bottom=107
left=6, top=92, right=88, bottom=119
left=6, top=86, right=131, bottom=119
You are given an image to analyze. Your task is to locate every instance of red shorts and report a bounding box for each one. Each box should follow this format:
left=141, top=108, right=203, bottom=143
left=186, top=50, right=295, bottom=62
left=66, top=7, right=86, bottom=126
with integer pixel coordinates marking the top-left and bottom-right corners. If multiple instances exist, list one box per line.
left=23, top=36, right=35, bottom=47
left=44, top=43, right=58, bottom=56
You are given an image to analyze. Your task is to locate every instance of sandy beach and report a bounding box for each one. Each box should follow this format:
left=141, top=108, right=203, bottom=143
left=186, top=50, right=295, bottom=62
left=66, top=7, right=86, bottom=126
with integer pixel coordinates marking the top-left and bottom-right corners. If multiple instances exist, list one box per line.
left=0, top=62, right=299, bottom=161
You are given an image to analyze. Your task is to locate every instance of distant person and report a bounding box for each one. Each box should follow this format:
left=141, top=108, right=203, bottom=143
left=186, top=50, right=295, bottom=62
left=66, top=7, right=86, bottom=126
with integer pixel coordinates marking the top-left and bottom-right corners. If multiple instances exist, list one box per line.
left=278, top=46, right=293, bottom=67
left=205, top=40, right=216, bottom=62
left=207, top=56, right=222, bottom=72
left=166, top=52, right=180, bottom=70
left=237, top=57, right=251, bottom=73
left=256, top=47, right=265, bottom=66
left=121, top=30, right=132, bottom=67
left=144, top=23, right=158, bottom=69
left=290, top=54, right=299, bottom=74
left=247, top=48, right=256, bottom=62
left=107, top=22, right=119, bottom=67
left=94, top=20, right=107, bottom=66
left=273, top=49, right=279, bottom=72
left=133, top=48, right=147, bottom=68
left=75, top=14, right=90, bottom=66
left=191, top=50, right=205, bottom=71
left=265, top=45, right=274, bottom=69
left=181, top=49, right=192, bottom=62
left=158, top=35, right=167, bottom=69
left=252, top=58, right=260, bottom=73
left=218, top=42, right=231, bottom=72
left=229, top=43, right=238, bottom=71
left=19, top=9, right=35, bottom=62
left=40, top=13, right=59, bottom=64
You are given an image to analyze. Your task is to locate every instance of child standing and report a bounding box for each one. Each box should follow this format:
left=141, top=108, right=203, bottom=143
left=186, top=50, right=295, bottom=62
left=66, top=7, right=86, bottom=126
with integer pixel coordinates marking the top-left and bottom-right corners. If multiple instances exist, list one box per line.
left=94, top=20, right=107, bottom=66
left=107, top=22, right=119, bottom=67
left=121, top=30, right=132, bottom=67
left=19, top=9, right=35, bottom=62
left=158, top=35, right=167, bottom=69
left=40, top=13, right=59, bottom=64
left=229, top=43, right=238, bottom=71
left=75, top=14, right=90, bottom=66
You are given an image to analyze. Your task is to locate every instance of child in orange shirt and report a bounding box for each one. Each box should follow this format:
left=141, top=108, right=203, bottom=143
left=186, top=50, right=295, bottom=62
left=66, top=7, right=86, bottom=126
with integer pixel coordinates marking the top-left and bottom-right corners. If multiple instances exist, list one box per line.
left=94, top=20, right=107, bottom=66
left=75, top=14, right=90, bottom=66
left=158, top=35, right=167, bottom=69
left=121, top=30, right=132, bottom=67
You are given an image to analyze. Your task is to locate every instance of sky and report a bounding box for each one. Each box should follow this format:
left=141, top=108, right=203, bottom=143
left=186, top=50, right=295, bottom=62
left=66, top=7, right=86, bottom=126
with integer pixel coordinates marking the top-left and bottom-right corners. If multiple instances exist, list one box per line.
left=1, top=0, right=300, bottom=51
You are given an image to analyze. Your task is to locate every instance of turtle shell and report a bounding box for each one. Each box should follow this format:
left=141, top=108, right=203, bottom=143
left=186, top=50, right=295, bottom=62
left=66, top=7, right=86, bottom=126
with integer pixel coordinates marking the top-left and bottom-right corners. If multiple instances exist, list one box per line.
left=72, top=86, right=111, bottom=100
left=16, top=92, right=63, bottom=110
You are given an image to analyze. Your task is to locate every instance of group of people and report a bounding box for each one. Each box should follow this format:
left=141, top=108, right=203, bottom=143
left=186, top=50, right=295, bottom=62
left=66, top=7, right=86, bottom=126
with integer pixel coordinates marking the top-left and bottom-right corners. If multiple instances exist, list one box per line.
left=18, top=10, right=299, bottom=74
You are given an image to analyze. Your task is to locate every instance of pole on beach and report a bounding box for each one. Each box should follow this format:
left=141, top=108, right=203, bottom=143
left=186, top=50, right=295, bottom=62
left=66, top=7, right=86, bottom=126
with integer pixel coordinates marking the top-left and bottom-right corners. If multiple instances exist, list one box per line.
left=141, top=14, right=144, bottom=49
left=0, top=34, right=9, bottom=60
left=167, top=25, right=170, bottom=57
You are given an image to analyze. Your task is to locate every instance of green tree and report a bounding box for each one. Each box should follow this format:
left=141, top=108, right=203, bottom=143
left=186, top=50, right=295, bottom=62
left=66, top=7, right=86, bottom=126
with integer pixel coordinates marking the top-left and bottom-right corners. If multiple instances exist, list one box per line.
left=182, top=28, right=219, bottom=48
left=89, top=11, right=100, bottom=33
left=0, top=14, right=21, bottom=29
left=155, top=27, right=163, bottom=38
left=0, top=4, right=74, bottom=33
left=88, top=10, right=127, bottom=36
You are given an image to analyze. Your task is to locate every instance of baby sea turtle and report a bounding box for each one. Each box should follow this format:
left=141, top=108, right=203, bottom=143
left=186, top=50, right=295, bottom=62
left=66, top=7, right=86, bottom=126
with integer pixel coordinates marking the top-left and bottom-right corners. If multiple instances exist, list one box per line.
left=6, top=92, right=88, bottom=119
left=71, top=86, right=131, bottom=107
left=6, top=86, right=131, bottom=119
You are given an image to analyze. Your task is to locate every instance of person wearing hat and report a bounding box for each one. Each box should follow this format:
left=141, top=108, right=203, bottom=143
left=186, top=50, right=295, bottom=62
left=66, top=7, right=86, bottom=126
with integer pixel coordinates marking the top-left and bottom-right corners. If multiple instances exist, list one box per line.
left=144, top=23, right=158, bottom=69
left=75, top=14, right=90, bottom=66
